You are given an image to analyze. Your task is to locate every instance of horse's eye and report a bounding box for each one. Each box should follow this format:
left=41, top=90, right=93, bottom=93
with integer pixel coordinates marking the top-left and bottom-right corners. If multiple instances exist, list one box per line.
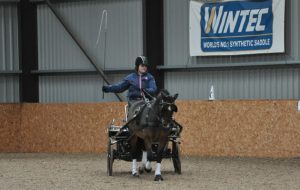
left=168, top=106, right=172, bottom=111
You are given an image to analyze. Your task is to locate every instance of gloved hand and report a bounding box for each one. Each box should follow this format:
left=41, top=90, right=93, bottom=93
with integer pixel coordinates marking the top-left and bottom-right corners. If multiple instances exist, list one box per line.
left=102, top=85, right=110, bottom=93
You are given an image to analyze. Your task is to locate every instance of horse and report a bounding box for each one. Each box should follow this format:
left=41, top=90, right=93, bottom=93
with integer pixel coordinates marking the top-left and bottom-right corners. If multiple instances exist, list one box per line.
left=124, top=89, right=179, bottom=181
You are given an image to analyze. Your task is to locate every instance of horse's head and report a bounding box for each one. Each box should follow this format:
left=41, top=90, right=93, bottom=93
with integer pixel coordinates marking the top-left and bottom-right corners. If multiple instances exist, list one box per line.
left=157, top=90, right=179, bottom=126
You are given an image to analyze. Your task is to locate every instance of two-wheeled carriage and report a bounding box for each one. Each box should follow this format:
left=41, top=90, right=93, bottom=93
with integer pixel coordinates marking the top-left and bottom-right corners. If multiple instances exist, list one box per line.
left=106, top=105, right=182, bottom=176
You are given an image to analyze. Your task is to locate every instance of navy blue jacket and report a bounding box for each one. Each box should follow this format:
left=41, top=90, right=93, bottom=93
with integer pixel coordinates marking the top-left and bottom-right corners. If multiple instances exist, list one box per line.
left=105, top=72, right=157, bottom=100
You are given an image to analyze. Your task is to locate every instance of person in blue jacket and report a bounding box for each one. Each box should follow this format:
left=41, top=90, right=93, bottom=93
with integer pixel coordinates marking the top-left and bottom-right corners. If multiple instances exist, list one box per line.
left=102, top=56, right=157, bottom=175
left=102, top=56, right=157, bottom=106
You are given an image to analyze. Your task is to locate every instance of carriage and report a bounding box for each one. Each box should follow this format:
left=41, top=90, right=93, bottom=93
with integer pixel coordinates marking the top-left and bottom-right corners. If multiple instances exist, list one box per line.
left=106, top=103, right=182, bottom=176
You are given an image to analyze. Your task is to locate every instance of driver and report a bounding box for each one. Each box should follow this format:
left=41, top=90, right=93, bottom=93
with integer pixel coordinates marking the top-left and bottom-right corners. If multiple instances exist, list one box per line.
left=102, top=55, right=157, bottom=107
left=102, top=56, right=157, bottom=176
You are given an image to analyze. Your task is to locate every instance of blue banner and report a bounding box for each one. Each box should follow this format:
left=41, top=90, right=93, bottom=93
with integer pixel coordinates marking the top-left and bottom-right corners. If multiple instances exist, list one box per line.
left=200, top=0, right=273, bottom=52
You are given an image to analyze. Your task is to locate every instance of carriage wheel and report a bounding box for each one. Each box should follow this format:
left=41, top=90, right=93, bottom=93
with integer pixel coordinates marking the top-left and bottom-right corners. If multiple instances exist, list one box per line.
left=107, top=138, right=114, bottom=176
left=172, top=141, right=181, bottom=174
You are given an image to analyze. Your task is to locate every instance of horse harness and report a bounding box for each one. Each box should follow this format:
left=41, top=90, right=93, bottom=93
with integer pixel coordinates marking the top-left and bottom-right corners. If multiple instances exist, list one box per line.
left=133, top=98, right=176, bottom=128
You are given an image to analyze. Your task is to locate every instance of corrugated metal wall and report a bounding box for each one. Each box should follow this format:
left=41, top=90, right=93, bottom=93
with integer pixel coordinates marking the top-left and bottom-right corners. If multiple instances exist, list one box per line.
left=37, top=0, right=143, bottom=102
left=39, top=73, right=127, bottom=102
left=1, top=0, right=299, bottom=103
left=165, top=68, right=300, bottom=100
left=0, top=3, right=19, bottom=103
left=164, top=0, right=300, bottom=100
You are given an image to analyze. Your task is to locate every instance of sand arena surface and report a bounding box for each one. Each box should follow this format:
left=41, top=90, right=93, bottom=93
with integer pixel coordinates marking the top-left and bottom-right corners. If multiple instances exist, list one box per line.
left=0, top=153, right=299, bottom=190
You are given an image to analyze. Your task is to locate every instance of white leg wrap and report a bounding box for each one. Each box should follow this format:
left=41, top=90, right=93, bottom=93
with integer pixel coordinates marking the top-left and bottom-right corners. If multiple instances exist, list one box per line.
left=142, top=151, right=147, bottom=164
left=155, top=163, right=161, bottom=176
left=145, top=161, right=151, bottom=170
left=142, top=151, right=151, bottom=170
left=132, top=159, right=138, bottom=174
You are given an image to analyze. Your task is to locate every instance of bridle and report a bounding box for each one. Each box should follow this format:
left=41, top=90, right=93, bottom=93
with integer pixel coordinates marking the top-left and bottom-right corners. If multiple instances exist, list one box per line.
left=139, top=89, right=177, bottom=127
left=158, top=98, right=177, bottom=126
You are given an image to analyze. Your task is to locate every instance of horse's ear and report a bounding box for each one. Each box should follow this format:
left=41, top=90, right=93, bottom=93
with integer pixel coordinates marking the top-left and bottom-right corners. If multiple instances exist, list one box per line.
left=173, top=93, right=178, bottom=100
left=161, top=92, right=167, bottom=101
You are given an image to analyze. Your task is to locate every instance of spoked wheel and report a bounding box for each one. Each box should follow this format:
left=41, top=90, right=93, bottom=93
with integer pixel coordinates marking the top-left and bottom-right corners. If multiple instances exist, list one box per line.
left=107, top=138, right=114, bottom=176
left=172, top=141, right=181, bottom=174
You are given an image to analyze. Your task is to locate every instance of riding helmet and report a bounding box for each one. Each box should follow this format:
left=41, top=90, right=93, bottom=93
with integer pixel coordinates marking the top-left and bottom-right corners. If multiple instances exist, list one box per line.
left=135, top=56, right=149, bottom=68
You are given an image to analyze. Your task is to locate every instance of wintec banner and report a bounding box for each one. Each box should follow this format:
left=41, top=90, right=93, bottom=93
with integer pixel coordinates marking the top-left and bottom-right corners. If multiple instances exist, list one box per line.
left=189, top=0, right=285, bottom=56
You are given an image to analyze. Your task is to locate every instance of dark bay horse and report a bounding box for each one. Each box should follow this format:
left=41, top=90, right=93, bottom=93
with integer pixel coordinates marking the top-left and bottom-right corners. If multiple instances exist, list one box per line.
left=124, top=89, right=179, bottom=181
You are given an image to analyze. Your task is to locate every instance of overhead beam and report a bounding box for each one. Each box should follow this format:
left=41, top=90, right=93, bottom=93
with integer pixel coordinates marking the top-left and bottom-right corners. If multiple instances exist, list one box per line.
left=156, top=60, right=300, bottom=72
left=31, top=68, right=134, bottom=76
left=0, top=0, right=19, bottom=2
left=30, top=0, right=89, bottom=3
left=0, top=70, right=22, bottom=76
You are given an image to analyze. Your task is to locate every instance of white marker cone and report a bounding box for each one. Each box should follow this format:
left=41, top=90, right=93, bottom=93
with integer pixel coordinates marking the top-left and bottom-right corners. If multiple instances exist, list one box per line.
left=209, top=85, right=215, bottom=100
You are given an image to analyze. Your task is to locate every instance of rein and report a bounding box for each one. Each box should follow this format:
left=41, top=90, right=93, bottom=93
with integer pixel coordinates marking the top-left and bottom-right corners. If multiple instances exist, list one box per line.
left=141, top=88, right=155, bottom=101
left=159, top=101, right=175, bottom=106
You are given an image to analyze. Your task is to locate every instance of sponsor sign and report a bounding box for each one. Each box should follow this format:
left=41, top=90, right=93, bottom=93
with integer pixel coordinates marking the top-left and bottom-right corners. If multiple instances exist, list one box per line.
left=189, top=0, right=285, bottom=56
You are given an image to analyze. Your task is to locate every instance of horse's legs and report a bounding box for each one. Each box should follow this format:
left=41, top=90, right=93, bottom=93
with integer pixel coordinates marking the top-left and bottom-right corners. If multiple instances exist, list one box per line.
left=130, top=136, right=139, bottom=176
left=138, top=138, right=152, bottom=173
left=132, top=159, right=138, bottom=176
left=154, top=141, right=167, bottom=181
left=154, top=149, right=163, bottom=177
left=138, top=138, right=147, bottom=168
left=142, top=151, right=152, bottom=172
